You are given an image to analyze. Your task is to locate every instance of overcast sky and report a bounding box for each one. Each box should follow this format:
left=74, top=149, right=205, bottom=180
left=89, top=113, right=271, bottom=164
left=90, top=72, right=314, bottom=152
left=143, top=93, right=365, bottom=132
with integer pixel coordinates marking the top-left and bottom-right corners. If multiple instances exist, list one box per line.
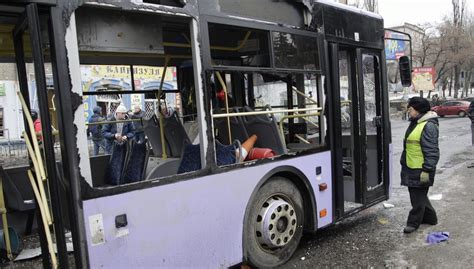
left=379, top=0, right=462, bottom=27
left=347, top=0, right=472, bottom=27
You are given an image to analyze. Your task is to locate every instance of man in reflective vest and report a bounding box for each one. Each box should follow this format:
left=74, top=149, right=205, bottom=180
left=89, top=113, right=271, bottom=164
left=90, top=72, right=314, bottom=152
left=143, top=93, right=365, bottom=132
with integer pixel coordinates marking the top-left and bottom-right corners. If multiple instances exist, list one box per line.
left=401, top=97, right=440, bottom=233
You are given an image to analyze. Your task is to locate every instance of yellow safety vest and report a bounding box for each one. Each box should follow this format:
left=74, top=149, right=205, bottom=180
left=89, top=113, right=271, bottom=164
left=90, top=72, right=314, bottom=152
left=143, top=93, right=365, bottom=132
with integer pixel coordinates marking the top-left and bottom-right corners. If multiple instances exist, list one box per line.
left=405, top=121, right=428, bottom=169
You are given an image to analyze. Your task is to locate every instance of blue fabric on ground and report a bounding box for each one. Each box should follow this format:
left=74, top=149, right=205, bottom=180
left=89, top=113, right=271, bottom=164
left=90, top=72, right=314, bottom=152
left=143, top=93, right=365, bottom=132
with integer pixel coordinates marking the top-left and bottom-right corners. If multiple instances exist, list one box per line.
left=123, top=141, right=147, bottom=184
left=426, top=232, right=449, bottom=245
left=105, top=142, right=127, bottom=185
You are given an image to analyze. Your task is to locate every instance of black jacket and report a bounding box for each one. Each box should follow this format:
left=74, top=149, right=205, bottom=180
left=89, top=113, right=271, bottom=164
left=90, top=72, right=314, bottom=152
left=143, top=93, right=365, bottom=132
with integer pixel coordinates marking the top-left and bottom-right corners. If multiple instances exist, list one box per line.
left=131, top=110, right=145, bottom=133
left=87, top=114, right=104, bottom=141
left=102, top=116, right=135, bottom=141
left=400, top=111, right=440, bottom=187
left=468, top=102, right=474, bottom=123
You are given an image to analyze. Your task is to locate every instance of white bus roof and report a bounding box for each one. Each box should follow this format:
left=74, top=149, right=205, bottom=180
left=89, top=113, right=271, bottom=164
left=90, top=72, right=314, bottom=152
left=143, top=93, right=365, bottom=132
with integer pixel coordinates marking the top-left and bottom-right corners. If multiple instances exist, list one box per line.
left=316, top=0, right=383, bottom=20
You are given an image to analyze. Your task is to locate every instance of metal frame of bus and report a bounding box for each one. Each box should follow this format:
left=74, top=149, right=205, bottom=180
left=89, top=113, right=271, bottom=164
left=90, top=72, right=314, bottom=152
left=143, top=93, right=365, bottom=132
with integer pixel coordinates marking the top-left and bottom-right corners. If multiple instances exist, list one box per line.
left=0, top=0, right=392, bottom=267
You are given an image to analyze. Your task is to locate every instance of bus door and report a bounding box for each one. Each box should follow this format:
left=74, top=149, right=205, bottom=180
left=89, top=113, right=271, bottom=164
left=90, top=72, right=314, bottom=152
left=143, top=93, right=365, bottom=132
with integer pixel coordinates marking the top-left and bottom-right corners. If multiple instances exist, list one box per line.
left=356, top=49, right=386, bottom=205
left=12, top=4, right=71, bottom=267
left=331, top=45, right=386, bottom=215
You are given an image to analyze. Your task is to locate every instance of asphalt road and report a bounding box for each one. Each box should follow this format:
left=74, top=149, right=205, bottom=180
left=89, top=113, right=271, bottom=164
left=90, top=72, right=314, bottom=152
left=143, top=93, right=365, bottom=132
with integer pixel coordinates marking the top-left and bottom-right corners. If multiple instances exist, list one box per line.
left=282, top=116, right=474, bottom=268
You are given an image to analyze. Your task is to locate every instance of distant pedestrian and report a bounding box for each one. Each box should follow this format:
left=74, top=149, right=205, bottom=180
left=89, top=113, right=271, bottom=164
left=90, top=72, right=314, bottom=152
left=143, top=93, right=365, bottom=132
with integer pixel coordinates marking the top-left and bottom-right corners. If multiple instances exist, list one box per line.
left=102, top=104, right=135, bottom=154
left=31, top=110, right=42, bottom=142
left=87, top=106, right=106, bottom=156
left=402, top=102, right=408, bottom=121
left=131, top=103, right=146, bottom=144
left=401, top=97, right=440, bottom=233
left=469, top=101, right=474, bottom=146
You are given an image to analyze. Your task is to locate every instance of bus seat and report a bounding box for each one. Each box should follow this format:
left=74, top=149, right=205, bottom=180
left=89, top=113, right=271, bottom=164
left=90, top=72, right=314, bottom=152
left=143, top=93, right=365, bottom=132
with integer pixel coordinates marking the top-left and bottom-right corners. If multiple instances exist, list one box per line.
left=163, top=112, right=191, bottom=157
left=177, top=141, right=238, bottom=174
left=177, top=143, right=201, bottom=174
left=122, top=140, right=149, bottom=184
left=145, top=158, right=181, bottom=179
left=144, top=115, right=172, bottom=158
left=1, top=166, right=36, bottom=235
left=242, top=106, right=287, bottom=155
left=90, top=155, right=110, bottom=187
left=104, top=141, right=128, bottom=185
left=214, top=107, right=249, bottom=145
left=1, top=166, right=35, bottom=212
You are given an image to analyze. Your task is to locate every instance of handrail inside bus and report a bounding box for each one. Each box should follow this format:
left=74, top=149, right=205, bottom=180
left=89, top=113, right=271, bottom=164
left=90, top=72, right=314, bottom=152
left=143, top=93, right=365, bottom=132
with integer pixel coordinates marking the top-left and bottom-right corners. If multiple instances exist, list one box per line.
left=162, top=31, right=252, bottom=52
left=294, top=134, right=310, bottom=144
left=291, top=86, right=318, bottom=105
left=86, top=118, right=142, bottom=125
left=211, top=107, right=322, bottom=119
left=155, top=56, right=171, bottom=159
left=215, top=71, right=232, bottom=144
left=278, top=112, right=321, bottom=146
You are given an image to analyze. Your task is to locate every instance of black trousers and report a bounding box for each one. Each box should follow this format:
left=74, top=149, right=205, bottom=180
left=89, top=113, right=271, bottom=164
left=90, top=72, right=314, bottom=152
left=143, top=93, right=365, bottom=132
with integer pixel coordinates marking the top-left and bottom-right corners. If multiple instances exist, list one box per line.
left=471, top=123, right=474, bottom=146
left=407, top=187, right=438, bottom=228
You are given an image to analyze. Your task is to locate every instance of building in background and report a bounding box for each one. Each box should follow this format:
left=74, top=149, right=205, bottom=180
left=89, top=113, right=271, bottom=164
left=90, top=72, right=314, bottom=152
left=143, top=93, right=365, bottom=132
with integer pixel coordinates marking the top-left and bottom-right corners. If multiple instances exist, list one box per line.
left=0, top=63, right=28, bottom=141
left=388, top=23, right=424, bottom=67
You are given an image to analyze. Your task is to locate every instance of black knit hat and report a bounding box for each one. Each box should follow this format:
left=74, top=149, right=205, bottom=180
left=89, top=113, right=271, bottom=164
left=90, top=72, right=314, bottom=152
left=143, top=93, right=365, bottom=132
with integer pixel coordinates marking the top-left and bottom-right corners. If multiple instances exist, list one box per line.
left=408, top=97, right=431, bottom=113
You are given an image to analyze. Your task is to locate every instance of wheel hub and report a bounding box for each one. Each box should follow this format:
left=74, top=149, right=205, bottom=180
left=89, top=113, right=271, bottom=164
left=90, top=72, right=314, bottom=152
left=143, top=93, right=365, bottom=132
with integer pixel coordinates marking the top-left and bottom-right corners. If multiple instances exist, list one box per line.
left=255, top=196, right=297, bottom=249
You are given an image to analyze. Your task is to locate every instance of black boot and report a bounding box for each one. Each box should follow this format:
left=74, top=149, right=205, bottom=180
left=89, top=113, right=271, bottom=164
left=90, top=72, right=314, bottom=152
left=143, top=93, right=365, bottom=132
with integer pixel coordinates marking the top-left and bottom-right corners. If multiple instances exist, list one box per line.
left=403, top=226, right=417, bottom=233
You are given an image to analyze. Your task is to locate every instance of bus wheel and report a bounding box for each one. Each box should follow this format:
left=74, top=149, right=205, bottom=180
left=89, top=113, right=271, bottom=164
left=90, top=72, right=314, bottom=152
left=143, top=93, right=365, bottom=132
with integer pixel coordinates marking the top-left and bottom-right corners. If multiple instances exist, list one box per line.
left=244, top=177, right=304, bottom=268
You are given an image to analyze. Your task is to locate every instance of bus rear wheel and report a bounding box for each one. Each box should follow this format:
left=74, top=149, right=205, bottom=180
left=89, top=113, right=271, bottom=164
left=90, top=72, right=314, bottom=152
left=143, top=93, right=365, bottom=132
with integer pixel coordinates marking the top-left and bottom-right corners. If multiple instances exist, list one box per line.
left=244, top=177, right=304, bottom=268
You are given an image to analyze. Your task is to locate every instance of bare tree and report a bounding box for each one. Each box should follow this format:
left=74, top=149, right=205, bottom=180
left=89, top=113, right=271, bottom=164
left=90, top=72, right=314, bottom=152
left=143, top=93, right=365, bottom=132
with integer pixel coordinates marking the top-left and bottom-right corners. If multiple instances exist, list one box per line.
left=347, top=0, right=378, bottom=13
left=461, top=14, right=474, bottom=96
left=451, top=0, right=467, bottom=98
left=363, top=0, right=378, bottom=13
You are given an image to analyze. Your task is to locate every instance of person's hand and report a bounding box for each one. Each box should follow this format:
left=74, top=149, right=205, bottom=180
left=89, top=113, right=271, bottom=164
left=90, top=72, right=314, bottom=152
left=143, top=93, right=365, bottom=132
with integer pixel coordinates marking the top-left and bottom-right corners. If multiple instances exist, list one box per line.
left=115, top=133, right=122, bottom=142
left=420, top=171, right=430, bottom=184
left=122, top=136, right=127, bottom=142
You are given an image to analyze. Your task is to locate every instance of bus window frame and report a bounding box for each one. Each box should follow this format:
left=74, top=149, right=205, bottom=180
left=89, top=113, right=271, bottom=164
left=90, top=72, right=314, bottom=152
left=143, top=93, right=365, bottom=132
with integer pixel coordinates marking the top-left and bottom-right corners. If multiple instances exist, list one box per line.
left=56, top=6, right=328, bottom=201
left=199, top=15, right=328, bottom=175
left=206, top=68, right=328, bottom=172
left=65, top=6, right=211, bottom=198
left=199, top=15, right=324, bottom=74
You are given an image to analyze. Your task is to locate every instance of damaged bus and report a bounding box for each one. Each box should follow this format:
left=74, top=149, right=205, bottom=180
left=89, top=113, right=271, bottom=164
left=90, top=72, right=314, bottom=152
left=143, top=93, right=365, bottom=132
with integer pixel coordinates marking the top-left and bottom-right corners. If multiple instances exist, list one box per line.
left=0, top=0, right=411, bottom=267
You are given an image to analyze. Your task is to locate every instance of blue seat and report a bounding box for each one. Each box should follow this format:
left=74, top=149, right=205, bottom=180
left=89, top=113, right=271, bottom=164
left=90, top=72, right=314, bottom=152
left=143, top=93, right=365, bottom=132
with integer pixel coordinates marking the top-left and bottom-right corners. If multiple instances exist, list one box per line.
left=104, top=142, right=128, bottom=185
left=122, top=140, right=149, bottom=184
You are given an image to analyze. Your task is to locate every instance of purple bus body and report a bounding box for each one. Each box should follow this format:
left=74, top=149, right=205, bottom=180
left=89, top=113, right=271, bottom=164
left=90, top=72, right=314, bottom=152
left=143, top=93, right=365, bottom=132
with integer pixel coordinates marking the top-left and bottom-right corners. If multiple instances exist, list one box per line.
left=83, top=150, right=332, bottom=268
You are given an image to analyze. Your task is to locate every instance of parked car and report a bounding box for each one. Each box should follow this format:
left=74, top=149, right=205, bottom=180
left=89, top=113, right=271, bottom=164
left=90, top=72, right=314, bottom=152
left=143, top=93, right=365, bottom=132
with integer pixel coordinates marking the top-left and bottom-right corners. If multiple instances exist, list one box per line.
left=463, top=97, right=474, bottom=103
left=432, top=101, right=471, bottom=117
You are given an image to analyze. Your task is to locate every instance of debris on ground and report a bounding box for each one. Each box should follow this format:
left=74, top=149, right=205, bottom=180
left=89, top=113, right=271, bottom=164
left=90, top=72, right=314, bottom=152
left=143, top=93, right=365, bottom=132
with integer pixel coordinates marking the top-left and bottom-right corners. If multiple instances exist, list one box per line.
left=14, top=242, right=74, bottom=261
left=426, top=232, right=449, bottom=245
left=377, top=218, right=389, bottom=225
left=428, top=194, right=443, bottom=201
left=383, top=203, right=395, bottom=209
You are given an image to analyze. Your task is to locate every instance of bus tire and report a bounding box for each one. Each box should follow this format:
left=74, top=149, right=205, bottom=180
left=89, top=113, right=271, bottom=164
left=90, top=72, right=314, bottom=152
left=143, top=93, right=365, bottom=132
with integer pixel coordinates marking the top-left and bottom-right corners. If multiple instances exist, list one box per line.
left=243, top=177, right=304, bottom=268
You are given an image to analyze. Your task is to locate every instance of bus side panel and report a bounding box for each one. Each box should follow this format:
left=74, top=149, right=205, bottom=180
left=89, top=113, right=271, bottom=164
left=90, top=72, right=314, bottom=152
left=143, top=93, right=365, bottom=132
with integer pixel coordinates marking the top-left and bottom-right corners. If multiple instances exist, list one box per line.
left=83, top=151, right=332, bottom=268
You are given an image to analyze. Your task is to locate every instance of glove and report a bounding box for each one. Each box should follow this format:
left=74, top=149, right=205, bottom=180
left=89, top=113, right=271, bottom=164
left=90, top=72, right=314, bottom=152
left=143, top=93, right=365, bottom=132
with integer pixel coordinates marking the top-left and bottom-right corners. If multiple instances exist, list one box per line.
left=420, top=171, right=430, bottom=184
